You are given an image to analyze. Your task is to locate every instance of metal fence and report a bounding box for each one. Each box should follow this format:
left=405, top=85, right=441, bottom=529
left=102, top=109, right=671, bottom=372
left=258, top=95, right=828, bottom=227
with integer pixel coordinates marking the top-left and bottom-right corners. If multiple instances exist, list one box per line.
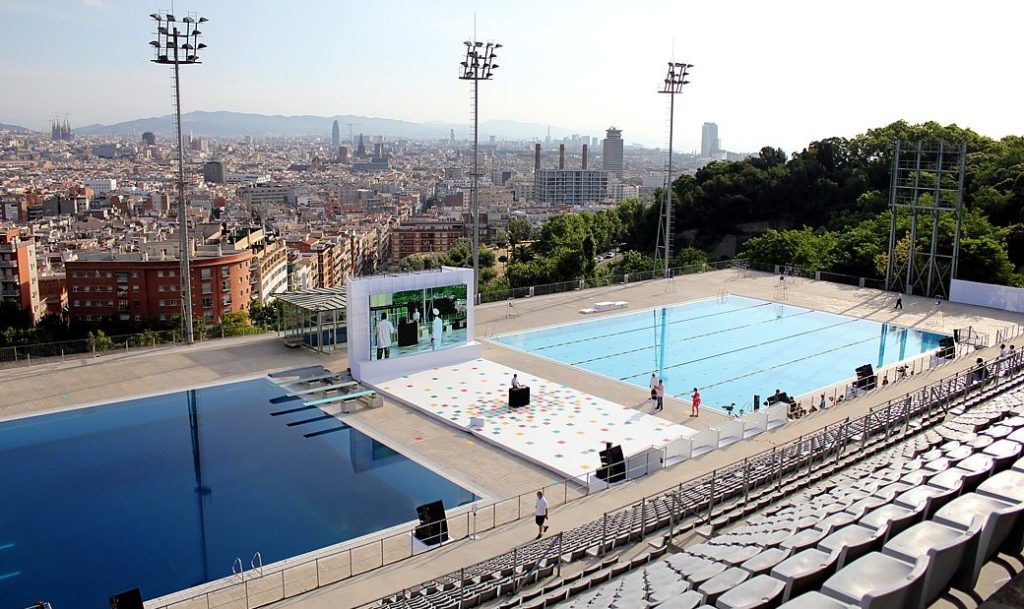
left=0, top=327, right=270, bottom=370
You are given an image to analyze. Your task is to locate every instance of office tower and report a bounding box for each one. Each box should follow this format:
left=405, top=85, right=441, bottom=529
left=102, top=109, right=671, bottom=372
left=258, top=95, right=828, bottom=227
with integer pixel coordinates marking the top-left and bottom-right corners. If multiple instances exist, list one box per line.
left=534, top=144, right=541, bottom=170
left=582, top=144, right=589, bottom=170
left=603, top=127, right=623, bottom=177
left=701, top=122, right=720, bottom=157
left=332, top=120, right=341, bottom=148
left=142, top=132, right=157, bottom=146
left=559, top=144, right=565, bottom=169
left=450, top=129, right=455, bottom=144
left=203, top=160, right=226, bottom=183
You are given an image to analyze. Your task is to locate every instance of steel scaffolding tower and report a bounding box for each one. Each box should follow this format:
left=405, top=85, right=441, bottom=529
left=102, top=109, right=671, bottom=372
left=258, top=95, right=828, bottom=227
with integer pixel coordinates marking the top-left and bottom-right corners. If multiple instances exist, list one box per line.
left=655, top=62, right=692, bottom=278
left=884, top=140, right=966, bottom=299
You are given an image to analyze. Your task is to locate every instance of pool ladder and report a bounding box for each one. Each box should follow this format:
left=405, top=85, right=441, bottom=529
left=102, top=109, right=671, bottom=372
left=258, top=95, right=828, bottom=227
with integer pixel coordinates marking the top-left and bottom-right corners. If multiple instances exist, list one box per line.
left=231, top=552, right=264, bottom=581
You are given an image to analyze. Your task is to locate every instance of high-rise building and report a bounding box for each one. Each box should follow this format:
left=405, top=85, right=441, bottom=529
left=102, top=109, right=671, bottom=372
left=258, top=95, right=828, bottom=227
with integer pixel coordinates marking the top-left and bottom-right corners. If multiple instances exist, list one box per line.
left=533, top=169, right=609, bottom=205
left=203, top=161, right=226, bottom=184
left=0, top=228, right=45, bottom=324
left=701, top=122, right=720, bottom=157
left=141, top=132, right=157, bottom=146
left=331, top=120, right=341, bottom=148
left=602, top=127, right=624, bottom=177
left=356, top=134, right=367, bottom=158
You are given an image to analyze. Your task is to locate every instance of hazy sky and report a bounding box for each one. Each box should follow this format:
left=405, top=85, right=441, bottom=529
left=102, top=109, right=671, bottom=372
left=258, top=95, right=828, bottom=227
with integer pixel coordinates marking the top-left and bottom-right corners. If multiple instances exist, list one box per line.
left=1, top=0, right=1022, bottom=153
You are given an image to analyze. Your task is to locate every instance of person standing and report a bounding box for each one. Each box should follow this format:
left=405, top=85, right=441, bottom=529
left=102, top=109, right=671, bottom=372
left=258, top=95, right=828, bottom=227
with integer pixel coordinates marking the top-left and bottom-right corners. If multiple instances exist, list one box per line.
left=649, top=373, right=658, bottom=407
left=691, top=387, right=701, bottom=417
left=895, top=294, right=903, bottom=310
left=375, top=312, right=395, bottom=359
left=654, top=379, right=665, bottom=412
left=430, top=308, right=443, bottom=350
left=534, top=490, right=549, bottom=539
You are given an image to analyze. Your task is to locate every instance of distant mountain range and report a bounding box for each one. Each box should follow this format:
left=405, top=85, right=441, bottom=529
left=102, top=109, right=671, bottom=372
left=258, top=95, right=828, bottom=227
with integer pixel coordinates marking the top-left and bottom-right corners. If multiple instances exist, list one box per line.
left=0, top=123, right=36, bottom=134
left=71, top=111, right=590, bottom=141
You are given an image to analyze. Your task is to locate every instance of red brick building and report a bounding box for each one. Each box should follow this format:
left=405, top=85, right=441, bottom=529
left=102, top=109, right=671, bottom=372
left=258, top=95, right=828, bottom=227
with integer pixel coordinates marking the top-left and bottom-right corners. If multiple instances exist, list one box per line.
left=66, top=246, right=252, bottom=325
left=0, top=228, right=45, bottom=323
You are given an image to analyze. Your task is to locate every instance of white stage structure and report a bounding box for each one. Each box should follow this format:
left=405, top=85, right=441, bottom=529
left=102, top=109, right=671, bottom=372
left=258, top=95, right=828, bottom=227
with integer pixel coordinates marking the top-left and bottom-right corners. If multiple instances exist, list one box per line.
left=348, top=267, right=480, bottom=382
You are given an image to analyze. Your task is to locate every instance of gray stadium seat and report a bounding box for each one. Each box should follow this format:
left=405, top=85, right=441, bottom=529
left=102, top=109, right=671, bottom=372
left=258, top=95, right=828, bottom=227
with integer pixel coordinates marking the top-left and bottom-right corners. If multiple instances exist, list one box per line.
left=770, top=548, right=840, bottom=602
left=656, top=591, right=704, bottom=609
left=882, top=520, right=980, bottom=608
left=697, top=567, right=750, bottom=605
left=982, top=439, right=1023, bottom=471
left=933, top=492, right=1024, bottom=588
left=776, top=591, right=854, bottom=608
left=859, top=503, right=921, bottom=541
left=895, top=483, right=959, bottom=520
left=820, top=552, right=927, bottom=609
left=817, top=523, right=886, bottom=569
left=975, top=469, right=1024, bottom=555
left=739, top=547, right=790, bottom=576
left=714, top=574, right=786, bottom=609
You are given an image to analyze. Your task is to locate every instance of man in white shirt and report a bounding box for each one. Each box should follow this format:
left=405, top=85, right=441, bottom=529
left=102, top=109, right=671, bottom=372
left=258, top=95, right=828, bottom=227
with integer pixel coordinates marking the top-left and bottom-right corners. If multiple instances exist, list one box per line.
left=511, top=373, right=523, bottom=389
left=430, top=308, right=443, bottom=350
left=375, top=312, right=395, bottom=359
left=534, top=490, right=549, bottom=539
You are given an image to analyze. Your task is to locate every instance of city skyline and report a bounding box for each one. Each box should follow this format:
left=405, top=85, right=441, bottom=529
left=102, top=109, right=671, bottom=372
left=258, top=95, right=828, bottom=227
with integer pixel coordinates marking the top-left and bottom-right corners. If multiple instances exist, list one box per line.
left=1, top=0, right=1022, bottom=154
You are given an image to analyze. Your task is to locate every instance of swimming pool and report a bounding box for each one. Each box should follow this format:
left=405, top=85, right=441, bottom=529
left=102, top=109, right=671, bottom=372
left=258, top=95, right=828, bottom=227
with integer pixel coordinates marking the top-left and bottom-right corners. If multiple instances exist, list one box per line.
left=0, top=378, right=476, bottom=609
left=496, top=296, right=945, bottom=411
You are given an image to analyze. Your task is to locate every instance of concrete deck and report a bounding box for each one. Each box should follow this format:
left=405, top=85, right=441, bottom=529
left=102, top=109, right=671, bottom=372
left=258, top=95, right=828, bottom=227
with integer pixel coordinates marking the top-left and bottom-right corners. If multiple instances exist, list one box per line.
left=3, top=269, right=1023, bottom=609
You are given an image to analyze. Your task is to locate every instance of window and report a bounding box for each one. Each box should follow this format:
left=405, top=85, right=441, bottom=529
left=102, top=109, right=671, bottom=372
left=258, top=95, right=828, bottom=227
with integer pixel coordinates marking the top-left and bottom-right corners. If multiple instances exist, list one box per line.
left=116, top=272, right=128, bottom=283
left=73, top=286, right=81, bottom=292
left=202, top=297, right=214, bottom=308
left=159, top=314, right=167, bottom=321
left=73, top=300, right=80, bottom=307
left=105, top=272, right=112, bottom=278
left=222, top=295, right=232, bottom=306
left=85, top=314, right=93, bottom=321
left=158, top=270, right=165, bottom=278
left=202, top=282, right=212, bottom=294
left=83, top=286, right=91, bottom=292
left=222, top=280, right=231, bottom=291
left=131, top=271, right=139, bottom=279
left=168, top=270, right=176, bottom=278
left=201, top=268, right=212, bottom=280
left=221, top=266, right=230, bottom=278
left=84, top=300, right=92, bottom=307
left=132, top=285, right=139, bottom=291
left=204, top=311, right=214, bottom=322
left=158, top=285, right=165, bottom=292
left=134, top=315, right=142, bottom=321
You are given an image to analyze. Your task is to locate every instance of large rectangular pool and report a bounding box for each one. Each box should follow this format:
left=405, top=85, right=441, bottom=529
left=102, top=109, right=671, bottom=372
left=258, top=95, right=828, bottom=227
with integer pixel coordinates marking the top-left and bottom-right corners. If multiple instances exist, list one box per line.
left=496, top=296, right=945, bottom=411
left=0, top=378, right=475, bottom=609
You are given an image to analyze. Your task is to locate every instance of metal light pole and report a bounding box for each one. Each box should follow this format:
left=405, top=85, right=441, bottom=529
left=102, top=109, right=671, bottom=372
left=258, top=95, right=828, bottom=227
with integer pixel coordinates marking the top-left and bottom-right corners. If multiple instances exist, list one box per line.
left=150, top=10, right=207, bottom=344
left=657, top=61, right=692, bottom=279
left=459, top=40, right=500, bottom=288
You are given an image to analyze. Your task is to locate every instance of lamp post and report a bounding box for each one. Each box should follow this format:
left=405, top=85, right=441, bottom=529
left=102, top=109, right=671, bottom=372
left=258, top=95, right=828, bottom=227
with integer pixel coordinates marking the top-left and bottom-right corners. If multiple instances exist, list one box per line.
left=459, top=40, right=500, bottom=289
left=150, top=10, right=207, bottom=344
left=657, top=61, right=692, bottom=279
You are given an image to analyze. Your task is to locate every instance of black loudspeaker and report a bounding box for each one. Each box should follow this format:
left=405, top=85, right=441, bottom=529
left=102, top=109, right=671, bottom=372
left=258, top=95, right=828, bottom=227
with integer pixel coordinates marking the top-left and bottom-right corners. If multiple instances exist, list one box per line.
left=414, top=500, right=449, bottom=546
left=855, top=364, right=874, bottom=378
left=939, top=337, right=956, bottom=360
left=109, top=589, right=144, bottom=609
left=597, top=444, right=626, bottom=483
left=753, top=394, right=760, bottom=411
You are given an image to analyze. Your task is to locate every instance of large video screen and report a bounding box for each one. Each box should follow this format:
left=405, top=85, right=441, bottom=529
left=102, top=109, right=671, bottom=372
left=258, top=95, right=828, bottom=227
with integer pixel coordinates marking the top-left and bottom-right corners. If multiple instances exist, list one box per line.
left=368, top=283, right=468, bottom=360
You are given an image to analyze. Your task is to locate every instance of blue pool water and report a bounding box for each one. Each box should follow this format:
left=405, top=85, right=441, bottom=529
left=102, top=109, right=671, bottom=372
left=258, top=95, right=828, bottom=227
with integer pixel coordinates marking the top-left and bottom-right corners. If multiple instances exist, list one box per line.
left=0, top=378, right=475, bottom=609
left=496, top=296, right=945, bottom=410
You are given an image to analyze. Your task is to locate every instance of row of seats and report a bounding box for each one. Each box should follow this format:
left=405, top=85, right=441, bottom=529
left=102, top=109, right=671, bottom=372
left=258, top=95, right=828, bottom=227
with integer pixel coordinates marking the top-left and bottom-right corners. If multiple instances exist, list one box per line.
left=539, top=388, right=1024, bottom=609
left=375, top=356, right=1023, bottom=609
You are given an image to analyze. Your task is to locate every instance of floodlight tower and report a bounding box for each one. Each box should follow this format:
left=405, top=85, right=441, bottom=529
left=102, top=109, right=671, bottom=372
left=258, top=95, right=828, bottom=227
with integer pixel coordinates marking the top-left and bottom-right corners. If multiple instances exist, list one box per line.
left=459, top=39, right=500, bottom=288
left=150, top=10, right=207, bottom=343
left=656, top=62, right=692, bottom=278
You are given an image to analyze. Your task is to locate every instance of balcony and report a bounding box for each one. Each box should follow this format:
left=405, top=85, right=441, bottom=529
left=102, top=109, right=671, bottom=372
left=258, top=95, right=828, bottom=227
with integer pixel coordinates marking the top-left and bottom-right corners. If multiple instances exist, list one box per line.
left=1, top=289, right=21, bottom=298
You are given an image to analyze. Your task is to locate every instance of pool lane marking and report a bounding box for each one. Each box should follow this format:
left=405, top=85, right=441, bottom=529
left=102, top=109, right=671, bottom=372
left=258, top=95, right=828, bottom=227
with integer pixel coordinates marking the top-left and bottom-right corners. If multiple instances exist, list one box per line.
left=0, top=542, right=13, bottom=551
left=523, top=300, right=773, bottom=352
left=0, top=571, right=20, bottom=580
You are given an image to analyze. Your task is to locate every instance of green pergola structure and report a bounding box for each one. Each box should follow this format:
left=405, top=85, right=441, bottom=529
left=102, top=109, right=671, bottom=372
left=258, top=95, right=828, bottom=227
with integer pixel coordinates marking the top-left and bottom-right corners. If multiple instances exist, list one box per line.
left=276, top=287, right=347, bottom=353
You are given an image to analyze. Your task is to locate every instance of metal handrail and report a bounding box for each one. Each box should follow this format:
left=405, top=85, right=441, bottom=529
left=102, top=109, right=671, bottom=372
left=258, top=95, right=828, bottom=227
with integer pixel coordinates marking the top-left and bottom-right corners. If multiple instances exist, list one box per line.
left=231, top=556, right=245, bottom=582
left=251, top=551, right=263, bottom=576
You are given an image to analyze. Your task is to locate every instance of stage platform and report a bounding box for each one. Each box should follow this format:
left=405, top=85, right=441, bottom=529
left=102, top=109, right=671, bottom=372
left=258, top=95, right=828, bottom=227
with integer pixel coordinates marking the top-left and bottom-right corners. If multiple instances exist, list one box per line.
left=369, top=358, right=699, bottom=483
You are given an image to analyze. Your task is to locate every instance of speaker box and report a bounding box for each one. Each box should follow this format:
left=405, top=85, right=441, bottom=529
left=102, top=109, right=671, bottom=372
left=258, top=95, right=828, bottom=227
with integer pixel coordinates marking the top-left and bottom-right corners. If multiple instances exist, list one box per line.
left=939, top=337, right=956, bottom=360
left=855, top=375, right=877, bottom=390
left=109, top=589, right=144, bottom=609
left=753, top=394, right=760, bottom=411
left=414, top=500, right=448, bottom=546
left=855, top=364, right=874, bottom=378
left=597, top=444, right=626, bottom=483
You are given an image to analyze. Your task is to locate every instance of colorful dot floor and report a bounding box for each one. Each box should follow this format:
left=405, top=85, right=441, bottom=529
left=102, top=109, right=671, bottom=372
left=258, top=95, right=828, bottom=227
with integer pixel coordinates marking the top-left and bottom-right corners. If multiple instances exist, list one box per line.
left=375, top=358, right=698, bottom=482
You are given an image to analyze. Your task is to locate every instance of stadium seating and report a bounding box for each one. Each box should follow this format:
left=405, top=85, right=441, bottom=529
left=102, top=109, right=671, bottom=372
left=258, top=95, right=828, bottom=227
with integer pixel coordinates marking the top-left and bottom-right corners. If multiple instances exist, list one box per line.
left=374, top=353, right=1024, bottom=609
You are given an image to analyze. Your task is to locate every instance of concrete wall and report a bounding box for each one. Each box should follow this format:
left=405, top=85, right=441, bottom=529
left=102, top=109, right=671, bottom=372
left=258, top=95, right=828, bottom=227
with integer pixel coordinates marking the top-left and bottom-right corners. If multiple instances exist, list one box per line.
left=950, top=278, right=1024, bottom=314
